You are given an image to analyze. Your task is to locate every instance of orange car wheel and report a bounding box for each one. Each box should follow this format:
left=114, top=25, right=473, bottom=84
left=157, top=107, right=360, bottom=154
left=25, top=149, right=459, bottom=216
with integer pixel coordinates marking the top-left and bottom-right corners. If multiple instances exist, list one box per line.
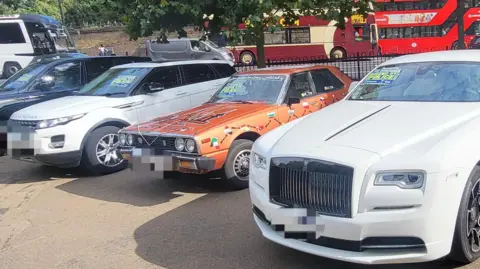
left=222, top=139, right=253, bottom=190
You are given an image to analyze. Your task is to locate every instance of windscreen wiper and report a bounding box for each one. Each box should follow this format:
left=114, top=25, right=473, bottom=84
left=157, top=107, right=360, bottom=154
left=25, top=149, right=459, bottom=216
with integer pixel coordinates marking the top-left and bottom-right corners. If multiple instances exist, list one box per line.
left=228, top=100, right=254, bottom=104
left=99, top=92, right=125, bottom=97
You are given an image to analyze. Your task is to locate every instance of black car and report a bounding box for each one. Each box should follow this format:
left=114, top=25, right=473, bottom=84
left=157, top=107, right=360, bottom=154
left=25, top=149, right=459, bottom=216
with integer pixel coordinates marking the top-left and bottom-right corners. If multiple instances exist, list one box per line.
left=0, top=55, right=152, bottom=155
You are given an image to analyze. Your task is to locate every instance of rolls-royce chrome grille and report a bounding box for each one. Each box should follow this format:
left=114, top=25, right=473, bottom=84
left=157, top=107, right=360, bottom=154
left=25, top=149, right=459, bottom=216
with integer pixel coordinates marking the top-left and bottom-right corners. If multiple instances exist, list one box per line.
left=269, top=157, right=353, bottom=218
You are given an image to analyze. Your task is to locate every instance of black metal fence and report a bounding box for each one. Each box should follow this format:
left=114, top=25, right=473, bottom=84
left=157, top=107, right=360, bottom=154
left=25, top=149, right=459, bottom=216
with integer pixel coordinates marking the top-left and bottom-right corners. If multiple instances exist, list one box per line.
left=234, top=46, right=454, bottom=81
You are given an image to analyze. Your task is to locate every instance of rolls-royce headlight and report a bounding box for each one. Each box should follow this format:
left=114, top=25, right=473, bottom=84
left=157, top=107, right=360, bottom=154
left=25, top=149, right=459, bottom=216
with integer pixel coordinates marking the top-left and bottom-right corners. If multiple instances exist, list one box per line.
left=252, top=152, right=267, bottom=169
left=126, top=134, right=133, bottom=145
left=175, top=137, right=185, bottom=151
left=374, top=171, right=425, bottom=189
left=119, top=133, right=126, bottom=145
left=185, top=139, right=195, bottom=153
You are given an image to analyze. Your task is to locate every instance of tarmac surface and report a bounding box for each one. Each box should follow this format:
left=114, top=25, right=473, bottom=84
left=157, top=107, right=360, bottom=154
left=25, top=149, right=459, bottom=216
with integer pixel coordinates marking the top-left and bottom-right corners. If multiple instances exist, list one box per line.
left=0, top=156, right=478, bottom=269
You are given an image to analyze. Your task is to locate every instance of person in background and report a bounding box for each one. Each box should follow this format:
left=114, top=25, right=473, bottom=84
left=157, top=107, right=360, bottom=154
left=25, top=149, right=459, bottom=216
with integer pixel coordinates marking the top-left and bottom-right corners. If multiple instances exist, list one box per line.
left=218, top=31, right=228, bottom=47
left=98, top=44, right=107, bottom=56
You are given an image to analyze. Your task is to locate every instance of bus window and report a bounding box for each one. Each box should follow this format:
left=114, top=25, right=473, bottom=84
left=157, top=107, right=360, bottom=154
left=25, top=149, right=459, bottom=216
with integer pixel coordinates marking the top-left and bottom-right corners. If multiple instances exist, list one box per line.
left=0, top=22, right=26, bottom=44
left=265, top=31, right=286, bottom=45
left=466, top=21, right=480, bottom=36
left=287, top=28, right=310, bottom=44
left=354, top=25, right=371, bottom=42
left=378, top=0, right=447, bottom=11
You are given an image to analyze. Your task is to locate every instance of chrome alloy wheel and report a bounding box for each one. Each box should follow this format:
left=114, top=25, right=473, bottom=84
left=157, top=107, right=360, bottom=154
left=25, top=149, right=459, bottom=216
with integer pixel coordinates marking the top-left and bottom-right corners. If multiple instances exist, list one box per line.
left=233, top=149, right=251, bottom=181
left=95, top=134, right=123, bottom=167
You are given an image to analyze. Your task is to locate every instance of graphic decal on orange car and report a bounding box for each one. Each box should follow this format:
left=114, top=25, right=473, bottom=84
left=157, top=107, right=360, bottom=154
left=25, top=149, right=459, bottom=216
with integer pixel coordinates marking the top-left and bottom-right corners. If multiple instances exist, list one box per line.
left=208, top=102, right=318, bottom=147
left=137, top=104, right=239, bottom=135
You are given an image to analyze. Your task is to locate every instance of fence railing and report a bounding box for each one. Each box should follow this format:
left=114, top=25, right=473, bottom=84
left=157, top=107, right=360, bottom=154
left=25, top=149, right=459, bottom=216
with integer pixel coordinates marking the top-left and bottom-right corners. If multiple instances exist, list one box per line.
left=233, top=46, right=453, bottom=80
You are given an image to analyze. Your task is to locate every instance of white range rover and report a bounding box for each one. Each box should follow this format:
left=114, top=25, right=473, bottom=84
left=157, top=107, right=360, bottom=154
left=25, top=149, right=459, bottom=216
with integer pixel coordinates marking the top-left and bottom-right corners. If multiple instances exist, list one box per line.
left=249, top=50, right=480, bottom=265
left=7, top=60, right=235, bottom=174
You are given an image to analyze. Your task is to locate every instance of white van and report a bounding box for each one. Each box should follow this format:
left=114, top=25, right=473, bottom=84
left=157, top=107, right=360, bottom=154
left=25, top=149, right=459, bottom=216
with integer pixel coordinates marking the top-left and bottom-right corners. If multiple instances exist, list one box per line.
left=0, top=14, right=76, bottom=78
left=7, top=60, right=236, bottom=174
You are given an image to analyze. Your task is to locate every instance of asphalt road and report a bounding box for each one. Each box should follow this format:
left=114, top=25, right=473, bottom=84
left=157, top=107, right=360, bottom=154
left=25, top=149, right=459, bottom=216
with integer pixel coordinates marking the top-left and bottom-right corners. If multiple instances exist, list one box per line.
left=0, top=156, right=478, bottom=269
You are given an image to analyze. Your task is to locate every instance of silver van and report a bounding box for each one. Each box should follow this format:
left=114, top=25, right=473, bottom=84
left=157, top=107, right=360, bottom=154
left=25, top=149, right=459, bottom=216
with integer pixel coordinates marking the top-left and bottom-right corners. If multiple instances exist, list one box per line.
left=145, top=38, right=234, bottom=64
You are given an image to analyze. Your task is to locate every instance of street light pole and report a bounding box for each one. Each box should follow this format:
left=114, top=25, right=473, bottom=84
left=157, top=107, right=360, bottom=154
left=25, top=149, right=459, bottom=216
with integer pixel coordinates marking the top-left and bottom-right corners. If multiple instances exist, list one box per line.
left=58, top=0, right=65, bottom=24
left=458, top=0, right=465, bottom=49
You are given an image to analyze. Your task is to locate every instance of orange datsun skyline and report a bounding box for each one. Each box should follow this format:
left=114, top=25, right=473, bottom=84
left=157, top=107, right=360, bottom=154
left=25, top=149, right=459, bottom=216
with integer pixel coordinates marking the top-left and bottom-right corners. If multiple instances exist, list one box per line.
left=118, top=65, right=352, bottom=189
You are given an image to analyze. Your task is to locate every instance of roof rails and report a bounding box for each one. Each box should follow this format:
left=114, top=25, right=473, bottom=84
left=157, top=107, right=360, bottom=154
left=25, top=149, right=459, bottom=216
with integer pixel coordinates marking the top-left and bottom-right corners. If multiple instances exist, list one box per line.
left=151, top=60, right=179, bottom=63
left=0, top=14, right=61, bottom=26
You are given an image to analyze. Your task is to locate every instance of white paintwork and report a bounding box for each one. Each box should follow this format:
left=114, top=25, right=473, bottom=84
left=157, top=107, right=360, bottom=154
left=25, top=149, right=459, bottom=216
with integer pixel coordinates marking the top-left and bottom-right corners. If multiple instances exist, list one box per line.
left=249, top=50, right=480, bottom=264
left=0, top=20, right=36, bottom=77
left=7, top=62, right=229, bottom=166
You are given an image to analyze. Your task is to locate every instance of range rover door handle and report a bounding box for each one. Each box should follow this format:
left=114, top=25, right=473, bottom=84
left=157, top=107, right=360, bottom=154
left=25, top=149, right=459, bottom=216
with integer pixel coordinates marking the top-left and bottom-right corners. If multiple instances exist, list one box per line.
left=176, top=91, right=187, bottom=96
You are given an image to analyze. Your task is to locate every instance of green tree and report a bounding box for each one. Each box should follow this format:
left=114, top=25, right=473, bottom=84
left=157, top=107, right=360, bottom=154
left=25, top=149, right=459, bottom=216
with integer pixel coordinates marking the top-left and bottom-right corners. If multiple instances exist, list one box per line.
left=64, top=0, right=119, bottom=27
left=114, top=0, right=373, bottom=67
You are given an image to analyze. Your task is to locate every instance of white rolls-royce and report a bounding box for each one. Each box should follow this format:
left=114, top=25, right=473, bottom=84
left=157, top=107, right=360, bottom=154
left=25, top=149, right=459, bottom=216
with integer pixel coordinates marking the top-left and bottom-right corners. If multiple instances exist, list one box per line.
left=249, top=50, right=480, bottom=265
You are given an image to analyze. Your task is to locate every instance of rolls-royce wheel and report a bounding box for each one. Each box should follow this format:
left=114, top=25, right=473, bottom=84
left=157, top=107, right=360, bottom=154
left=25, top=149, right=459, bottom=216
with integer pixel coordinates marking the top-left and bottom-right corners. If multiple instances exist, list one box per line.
left=449, top=166, right=480, bottom=264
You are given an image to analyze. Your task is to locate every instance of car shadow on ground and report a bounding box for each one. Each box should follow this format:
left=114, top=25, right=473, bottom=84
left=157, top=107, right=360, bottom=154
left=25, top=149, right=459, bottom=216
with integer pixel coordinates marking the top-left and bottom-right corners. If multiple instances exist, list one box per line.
left=133, top=189, right=465, bottom=269
left=0, top=159, right=79, bottom=185
left=55, top=167, right=237, bottom=207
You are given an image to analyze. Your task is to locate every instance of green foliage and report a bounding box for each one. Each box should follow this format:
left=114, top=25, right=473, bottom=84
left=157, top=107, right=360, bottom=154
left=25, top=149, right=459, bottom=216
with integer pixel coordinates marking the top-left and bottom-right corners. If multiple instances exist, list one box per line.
left=113, top=0, right=373, bottom=66
left=64, top=0, right=119, bottom=27
left=0, top=0, right=118, bottom=27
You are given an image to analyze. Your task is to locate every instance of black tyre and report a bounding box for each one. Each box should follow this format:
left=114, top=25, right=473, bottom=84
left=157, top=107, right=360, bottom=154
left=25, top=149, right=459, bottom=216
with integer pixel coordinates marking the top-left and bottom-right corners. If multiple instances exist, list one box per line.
left=449, top=166, right=480, bottom=264
left=330, top=48, right=346, bottom=59
left=240, top=51, right=255, bottom=65
left=162, top=171, right=182, bottom=180
left=222, top=139, right=253, bottom=190
left=80, top=126, right=127, bottom=175
left=3, top=62, right=21, bottom=79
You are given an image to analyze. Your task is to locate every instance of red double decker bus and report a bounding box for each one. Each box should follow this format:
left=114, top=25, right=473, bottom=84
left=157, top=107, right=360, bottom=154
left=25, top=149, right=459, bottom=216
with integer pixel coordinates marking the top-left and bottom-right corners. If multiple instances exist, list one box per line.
left=225, top=12, right=380, bottom=64
left=375, top=0, right=480, bottom=54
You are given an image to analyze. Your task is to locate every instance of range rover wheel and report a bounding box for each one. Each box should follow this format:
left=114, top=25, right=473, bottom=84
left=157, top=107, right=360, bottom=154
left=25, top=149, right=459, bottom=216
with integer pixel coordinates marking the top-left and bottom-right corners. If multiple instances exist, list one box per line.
left=449, top=166, right=480, bottom=264
left=222, top=139, right=253, bottom=190
left=80, top=126, right=127, bottom=175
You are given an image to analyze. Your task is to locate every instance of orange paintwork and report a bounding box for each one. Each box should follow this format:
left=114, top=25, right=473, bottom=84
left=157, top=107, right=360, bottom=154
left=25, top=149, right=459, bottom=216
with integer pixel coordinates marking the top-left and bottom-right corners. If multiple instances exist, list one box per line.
left=123, top=65, right=352, bottom=172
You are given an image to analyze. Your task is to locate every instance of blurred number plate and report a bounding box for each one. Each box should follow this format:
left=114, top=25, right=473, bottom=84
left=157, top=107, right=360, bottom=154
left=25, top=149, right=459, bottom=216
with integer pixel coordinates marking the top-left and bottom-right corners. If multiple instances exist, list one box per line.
left=179, top=160, right=195, bottom=169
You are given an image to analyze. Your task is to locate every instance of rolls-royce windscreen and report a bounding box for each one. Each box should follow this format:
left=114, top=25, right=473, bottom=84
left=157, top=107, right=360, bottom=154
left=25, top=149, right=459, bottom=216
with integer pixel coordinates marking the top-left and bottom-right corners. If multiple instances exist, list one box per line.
left=349, top=62, right=480, bottom=102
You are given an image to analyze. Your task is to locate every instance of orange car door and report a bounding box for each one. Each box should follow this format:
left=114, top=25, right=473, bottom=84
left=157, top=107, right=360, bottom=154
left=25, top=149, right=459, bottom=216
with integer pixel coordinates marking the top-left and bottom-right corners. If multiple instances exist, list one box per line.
left=309, top=68, right=348, bottom=109
left=276, top=71, right=318, bottom=125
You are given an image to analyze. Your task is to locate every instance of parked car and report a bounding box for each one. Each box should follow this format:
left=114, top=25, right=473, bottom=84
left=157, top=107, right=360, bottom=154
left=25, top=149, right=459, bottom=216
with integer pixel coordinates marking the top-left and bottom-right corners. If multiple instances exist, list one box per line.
left=249, top=50, right=480, bottom=265
left=144, top=38, right=234, bottom=64
left=118, top=65, right=352, bottom=189
left=0, top=55, right=151, bottom=155
left=7, top=60, right=236, bottom=174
